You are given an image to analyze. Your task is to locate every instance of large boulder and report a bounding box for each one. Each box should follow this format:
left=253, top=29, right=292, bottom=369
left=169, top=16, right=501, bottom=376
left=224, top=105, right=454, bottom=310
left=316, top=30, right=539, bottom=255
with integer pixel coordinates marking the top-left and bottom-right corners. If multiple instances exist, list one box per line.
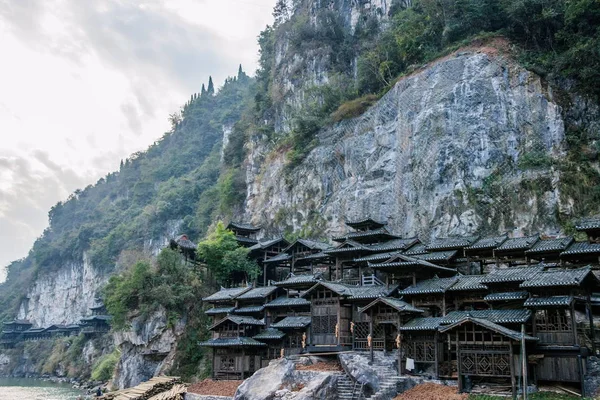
left=233, top=358, right=338, bottom=400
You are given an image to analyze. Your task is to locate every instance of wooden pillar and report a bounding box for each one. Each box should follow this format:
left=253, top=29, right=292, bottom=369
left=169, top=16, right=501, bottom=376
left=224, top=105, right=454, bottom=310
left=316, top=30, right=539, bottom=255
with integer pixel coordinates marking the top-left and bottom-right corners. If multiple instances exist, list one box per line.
left=456, top=331, right=462, bottom=393
left=335, top=258, right=341, bottom=281
left=263, top=263, right=267, bottom=287
left=434, top=331, right=440, bottom=379
left=571, top=301, right=579, bottom=345
left=398, top=329, right=403, bottom=375
left=212, top=349, right=216, bottom=379
left=588, top=294, right=597, bottom=354
left=578, top=354, right=586, bottom=397
left=369, top=309, right=374, bottom=363
left=241, top=348, right=245, bottom=380
left=521, top=324, right=528, bottom=400
left=442, top=296, right=447, bottom=317
left=510, top=342, right=517, bottom=400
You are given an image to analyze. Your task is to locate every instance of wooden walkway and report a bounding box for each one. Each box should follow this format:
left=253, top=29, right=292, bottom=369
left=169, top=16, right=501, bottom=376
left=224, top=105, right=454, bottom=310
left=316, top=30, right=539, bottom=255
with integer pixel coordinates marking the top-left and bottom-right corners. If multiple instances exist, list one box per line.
left=101, top=376, right=186, bottom=400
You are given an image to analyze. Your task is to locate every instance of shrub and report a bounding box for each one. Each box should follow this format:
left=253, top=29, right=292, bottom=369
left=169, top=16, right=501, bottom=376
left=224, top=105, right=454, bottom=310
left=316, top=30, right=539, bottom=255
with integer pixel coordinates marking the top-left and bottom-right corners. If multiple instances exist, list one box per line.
left=91, top=349, right=120, bottom=382
left=331, top=95, right=381, bottom=122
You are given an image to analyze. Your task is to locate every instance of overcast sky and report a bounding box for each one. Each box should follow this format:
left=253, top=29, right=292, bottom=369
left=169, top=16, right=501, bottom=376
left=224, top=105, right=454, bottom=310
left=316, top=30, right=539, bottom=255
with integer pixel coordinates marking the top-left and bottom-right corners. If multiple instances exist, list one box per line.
left=0, top=0, right=277, bottom=273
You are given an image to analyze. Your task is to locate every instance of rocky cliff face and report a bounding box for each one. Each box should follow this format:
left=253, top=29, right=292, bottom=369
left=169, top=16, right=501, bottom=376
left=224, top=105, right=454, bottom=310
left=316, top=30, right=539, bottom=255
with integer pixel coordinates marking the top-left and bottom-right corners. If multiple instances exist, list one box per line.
left=17, top=221, right=182, bottom=328
left=17, top=252, right=108, bottom=327
left=246, top=48, right=571, bottom=239
left=113, top=308, right=185, bottom=390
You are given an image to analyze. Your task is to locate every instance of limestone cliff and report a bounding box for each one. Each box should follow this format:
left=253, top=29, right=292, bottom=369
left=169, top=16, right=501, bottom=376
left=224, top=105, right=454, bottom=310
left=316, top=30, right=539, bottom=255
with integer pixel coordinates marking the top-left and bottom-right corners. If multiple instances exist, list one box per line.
left=245, top=47, right=586, bottom=239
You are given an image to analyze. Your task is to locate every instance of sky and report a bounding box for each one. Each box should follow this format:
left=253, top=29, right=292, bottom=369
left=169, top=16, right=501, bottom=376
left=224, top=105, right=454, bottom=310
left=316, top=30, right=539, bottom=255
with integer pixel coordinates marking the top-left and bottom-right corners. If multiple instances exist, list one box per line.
left=0, top=0, right=277, bottom=272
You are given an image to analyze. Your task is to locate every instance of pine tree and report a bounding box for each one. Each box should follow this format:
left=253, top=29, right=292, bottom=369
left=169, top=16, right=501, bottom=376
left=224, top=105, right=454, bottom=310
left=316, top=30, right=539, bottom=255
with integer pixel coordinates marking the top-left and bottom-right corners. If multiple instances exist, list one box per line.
left=238, top=64, right=244, bottom=79
left=201, top=84, right=207, bottom=97
left=207, top=76, right=215, bottom=95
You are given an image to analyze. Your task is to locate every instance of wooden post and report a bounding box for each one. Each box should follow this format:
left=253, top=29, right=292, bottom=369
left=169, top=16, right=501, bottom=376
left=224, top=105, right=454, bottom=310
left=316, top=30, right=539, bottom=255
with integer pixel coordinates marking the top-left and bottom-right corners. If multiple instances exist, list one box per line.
left=510, top=342, right=517, bottom=400
left=263, top=263, right=267, bottom=287
left=521, top=324, right=528, bottom=400
left=571, top=301, right=578, bottom=345
left=369, top=309, right=374, bottom=363
left=335, top=258, right=341, bottom=281
left=212, top=349, right=216, bottom=379
left=434, top=331, right=440, bottom=379
left=587, top=294, right=596, bottom=354
left=442, top=296, right=447, bottom=317
left=398, top=330, right=403, bottom=375
left=578, top=354, right=586, bottom=397
left=456, top=331, right=462, bottom=393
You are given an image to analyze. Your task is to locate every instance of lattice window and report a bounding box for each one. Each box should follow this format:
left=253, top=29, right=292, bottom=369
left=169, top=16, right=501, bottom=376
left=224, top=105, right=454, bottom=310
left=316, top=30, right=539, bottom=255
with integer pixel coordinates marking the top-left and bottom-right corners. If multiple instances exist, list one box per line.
left=312, top=315, right=337, bottom=334
left=536, top=309, right=571, bottom=332
left=402, top=341, right=436, bottom=362
left=219, top=357, right=236, bottom=372
left=460, top=351, right=511, bottom=377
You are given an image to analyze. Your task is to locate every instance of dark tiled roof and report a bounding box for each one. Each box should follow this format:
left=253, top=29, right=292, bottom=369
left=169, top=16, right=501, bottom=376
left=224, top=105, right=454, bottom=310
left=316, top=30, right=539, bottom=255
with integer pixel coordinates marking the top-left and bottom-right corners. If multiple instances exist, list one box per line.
left=234, top=305, right=265, bottom=314
left=365, top=238, right=420, bottom=252
left=427, top=236, right=479, bottom=251
left=202, top=286, right=251, bottom=302
left=227, top=222, right=261, bottom=232
left=302, top=281, right=394, bottom=300
left=576, top=217, right=600, bottom=231
left=480, top=266, right=545, bottom=284
left=235, top=236, right=259, bottom=245
left=3, top=320, right=32, bottom=326
left=286, top=238, right=332, bottom=252
left=526, top=237, right=574, bottom=254
left=403, top=243, right=428, bottom=255
left=80, top=315, right=112, bottom=322
left=413, top=251, right=458, bottom=262
left=354, top=251, right=402, bottom=263
left=561, top=242, right=600, bottom=256
left=448, top=275, right=488, bottom=292
left=520, top=266, right=594, bottom=288
left=175, top=235, right=197, bottom=250
left=300, top=252, right=331, bottom=260
left=265, top=296, right=311, bottom=308
left=271, top=316, right=311, bottom=329
left=495, top=235, right=539, bottom=252
left=263, top=253, right=292, bottom=264
left=205, top=307, right=236, bottom=315
left=399, top=317, right=444, bottom=331
left=524, top=296, right=574, bottom=308
left=210, top=316, right=265, bottom=330
left=249, top=238, right=289, bottom=251
left=439, top=317, right=537, bottom=341
left=236, top=286, right=279, bottom=300
left=325, top=240, right=369, bottom=254
left=484, top=292, right=529, bottom=302
left=441, top=309, right=531, bottom=324
left=253, top=329, right=286, bottom=340
left=333, top=227, right=400, bottom=242
left=368, top=259, right=456, bottom=274
left=199, top=337, right=266, bottom=347
left=465, top=235, right=508, bottom=251
left=345, top=218, right=387, bottom=229
left=400, top=276, right=458, bottom=295
left=359, top=297, right=424, bottom=314
left=273, top=274, right=322, bottom=287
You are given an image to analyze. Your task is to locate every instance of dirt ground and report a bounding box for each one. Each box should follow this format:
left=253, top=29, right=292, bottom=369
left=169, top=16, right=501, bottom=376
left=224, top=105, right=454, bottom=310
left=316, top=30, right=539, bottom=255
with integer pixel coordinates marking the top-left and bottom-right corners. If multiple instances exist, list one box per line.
left=187, top=379, right=243, bottom=397
left=393, top=383, right=468, bottom=400
left=295, top=361, right=343, bottom=372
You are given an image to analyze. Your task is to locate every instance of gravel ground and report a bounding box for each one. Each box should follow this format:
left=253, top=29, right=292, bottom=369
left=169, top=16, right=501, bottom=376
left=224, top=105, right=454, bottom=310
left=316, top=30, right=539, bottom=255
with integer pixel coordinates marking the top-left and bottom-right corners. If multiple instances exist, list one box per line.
left=393, top=383, right=468, bottom=400
left=187, top=379, right=243, bottom=397
left=295, top=361, right=343, bottom=372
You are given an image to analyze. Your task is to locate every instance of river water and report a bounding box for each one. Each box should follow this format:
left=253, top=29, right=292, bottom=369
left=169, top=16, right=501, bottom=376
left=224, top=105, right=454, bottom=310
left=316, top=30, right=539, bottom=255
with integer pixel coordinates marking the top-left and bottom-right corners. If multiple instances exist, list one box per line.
left=0, top=378, right=87, bottom=400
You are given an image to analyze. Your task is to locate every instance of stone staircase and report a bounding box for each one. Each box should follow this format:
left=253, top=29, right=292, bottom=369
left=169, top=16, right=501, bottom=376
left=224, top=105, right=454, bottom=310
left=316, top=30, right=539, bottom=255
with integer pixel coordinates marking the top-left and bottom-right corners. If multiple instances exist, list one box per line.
left=338, top=351, right=407, bottom=400
left=337, top=373, right=362, bottom=400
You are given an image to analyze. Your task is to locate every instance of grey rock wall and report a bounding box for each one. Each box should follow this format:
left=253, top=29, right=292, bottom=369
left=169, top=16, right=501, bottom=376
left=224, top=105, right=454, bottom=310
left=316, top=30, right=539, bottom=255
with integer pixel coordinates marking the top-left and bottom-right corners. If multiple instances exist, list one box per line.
left=245, top=50, right=569, bottom=240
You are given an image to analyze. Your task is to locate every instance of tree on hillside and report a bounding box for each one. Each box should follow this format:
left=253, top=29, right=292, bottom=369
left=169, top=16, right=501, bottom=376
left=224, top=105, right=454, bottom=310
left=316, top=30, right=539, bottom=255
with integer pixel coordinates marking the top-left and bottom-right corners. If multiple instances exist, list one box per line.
left=207, top=77, right=215, bottom=95
left=201, top=84, right=207, bottom=97
left=197, top=221, right=259, bottom=285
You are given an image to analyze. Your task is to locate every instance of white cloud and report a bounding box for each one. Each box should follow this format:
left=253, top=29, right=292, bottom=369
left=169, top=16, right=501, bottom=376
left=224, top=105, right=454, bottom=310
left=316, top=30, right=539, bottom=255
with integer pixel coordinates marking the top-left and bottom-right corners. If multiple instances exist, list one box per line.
left=0, top=0, right=277, bottom=271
